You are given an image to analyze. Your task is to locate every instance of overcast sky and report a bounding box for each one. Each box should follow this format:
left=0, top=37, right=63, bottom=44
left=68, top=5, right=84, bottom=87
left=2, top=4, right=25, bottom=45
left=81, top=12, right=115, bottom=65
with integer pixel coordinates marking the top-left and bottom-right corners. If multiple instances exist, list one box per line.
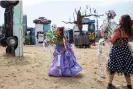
left=0, top=0, right=133, bottom=29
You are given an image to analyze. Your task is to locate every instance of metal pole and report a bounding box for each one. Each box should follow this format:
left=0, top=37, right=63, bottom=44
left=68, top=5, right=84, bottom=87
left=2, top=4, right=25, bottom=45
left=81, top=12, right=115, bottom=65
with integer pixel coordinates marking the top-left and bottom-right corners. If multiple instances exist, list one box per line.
left=97, top=17, right=98, bottom=30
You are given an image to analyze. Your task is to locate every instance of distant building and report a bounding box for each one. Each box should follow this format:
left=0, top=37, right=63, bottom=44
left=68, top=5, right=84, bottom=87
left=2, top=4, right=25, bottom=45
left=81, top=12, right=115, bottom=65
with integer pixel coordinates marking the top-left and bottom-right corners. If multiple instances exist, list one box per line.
left=33, top=17, right=51, bottom=45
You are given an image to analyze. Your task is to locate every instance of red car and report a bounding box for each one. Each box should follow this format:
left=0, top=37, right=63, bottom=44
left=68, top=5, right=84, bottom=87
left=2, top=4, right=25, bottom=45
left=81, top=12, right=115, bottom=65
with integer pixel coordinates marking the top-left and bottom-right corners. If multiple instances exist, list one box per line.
left=33, top=17, right=51, bottom=24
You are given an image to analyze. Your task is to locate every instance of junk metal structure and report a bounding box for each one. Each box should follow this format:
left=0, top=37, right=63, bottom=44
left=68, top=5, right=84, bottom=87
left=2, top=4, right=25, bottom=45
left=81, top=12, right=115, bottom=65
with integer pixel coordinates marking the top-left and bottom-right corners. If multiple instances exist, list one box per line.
left=62, top=6, right=104, bottom=47
left=0, top=1, right=23, bottom=56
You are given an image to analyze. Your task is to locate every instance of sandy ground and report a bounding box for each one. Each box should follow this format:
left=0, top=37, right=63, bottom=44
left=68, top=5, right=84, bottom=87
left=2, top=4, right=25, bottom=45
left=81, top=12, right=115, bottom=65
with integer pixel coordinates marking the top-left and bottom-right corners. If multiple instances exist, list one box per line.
left=0, top=43, right=133, bottom=89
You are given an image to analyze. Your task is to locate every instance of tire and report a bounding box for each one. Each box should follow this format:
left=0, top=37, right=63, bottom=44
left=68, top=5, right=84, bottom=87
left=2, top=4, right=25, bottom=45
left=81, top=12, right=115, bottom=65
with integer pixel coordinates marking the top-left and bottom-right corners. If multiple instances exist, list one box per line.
left=0, top=1, right=19, bottom=8
left=9, top=1, right=19, bottom=6
left=6, top=36, right=17, bottom=47
left=0, top=1, right=9, bottom=8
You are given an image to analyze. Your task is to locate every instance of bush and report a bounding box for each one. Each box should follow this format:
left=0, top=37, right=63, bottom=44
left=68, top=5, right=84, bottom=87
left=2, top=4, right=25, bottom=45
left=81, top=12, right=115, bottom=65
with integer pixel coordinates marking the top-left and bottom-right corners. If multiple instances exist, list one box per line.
left=24, top=36, right=30, bottom=45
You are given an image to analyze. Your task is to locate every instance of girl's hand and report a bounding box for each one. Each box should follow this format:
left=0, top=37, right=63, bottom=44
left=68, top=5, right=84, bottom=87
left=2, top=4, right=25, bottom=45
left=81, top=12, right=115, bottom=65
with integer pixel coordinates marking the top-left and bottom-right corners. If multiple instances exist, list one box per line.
left=104, top=33, right=111, bottom=39
left=60, top=48, right=67, bottom=54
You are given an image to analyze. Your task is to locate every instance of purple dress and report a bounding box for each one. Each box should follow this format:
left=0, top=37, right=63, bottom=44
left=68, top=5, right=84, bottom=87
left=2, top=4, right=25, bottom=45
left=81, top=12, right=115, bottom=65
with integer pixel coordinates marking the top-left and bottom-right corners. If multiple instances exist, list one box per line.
left=48, top=43, right=82, bottom=77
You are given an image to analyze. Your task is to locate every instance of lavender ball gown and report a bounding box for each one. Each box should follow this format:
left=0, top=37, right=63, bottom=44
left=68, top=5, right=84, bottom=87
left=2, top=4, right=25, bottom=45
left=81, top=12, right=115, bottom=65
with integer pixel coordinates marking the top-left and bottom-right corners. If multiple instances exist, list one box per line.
left=48, top=43, right=82, bottom=77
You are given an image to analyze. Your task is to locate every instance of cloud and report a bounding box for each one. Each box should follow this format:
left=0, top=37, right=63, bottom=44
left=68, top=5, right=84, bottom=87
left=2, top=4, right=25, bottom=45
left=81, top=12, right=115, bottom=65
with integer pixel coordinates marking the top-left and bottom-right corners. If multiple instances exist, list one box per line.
left=89, top=0, right=129, bottom=7
left=0, top=0, right=130, bottom=7
left=100, top=0, right=129, bottom=5
left=22, top=0, right=46, bottom=7
left=21, top=0, right=130, bottom=8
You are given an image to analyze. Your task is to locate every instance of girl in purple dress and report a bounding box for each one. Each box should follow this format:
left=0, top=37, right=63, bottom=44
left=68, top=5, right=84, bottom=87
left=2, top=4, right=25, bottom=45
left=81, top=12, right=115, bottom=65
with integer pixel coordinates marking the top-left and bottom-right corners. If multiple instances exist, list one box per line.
left=48, top=27, right=82, bottom=77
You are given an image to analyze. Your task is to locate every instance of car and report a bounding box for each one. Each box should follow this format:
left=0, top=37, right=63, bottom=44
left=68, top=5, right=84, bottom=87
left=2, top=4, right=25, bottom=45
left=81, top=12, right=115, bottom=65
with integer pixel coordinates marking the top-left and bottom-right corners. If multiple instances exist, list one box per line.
left=33, top=17, right=51, bottom=24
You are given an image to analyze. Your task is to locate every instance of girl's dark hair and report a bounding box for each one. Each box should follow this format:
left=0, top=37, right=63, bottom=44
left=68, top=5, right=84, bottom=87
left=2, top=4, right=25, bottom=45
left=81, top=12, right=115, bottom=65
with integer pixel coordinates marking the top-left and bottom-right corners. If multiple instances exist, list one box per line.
left=57, top=27, right=64, bottom=37
left=120, top=15, right=133, bottom=37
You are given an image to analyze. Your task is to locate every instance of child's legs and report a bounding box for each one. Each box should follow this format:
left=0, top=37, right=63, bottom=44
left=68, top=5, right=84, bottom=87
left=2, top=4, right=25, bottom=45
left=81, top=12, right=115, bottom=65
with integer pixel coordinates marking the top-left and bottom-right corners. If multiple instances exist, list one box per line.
left=124, top=73, right=131, bottom=85
left=108, top=71, right=115, bottom=84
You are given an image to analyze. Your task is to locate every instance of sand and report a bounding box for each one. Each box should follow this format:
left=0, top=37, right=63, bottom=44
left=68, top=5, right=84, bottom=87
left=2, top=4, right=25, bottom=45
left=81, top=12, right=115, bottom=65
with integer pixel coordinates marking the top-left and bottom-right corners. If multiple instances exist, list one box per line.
left=0, top=43, right=133, bottom=89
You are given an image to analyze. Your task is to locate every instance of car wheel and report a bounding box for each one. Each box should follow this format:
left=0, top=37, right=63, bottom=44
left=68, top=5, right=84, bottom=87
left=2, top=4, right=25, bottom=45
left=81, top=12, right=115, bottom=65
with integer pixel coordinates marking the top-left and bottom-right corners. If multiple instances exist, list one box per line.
left=6, top=36, right=17, bottom=47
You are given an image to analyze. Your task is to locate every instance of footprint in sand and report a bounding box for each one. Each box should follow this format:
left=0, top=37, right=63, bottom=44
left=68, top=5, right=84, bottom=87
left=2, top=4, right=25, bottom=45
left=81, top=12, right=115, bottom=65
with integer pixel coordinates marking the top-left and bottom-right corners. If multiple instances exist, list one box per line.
left=1, top=85, right=4, bottom=88
left=26, top=70, right=31, bottom=72
left=94, top=67, right=97, bottom=69
left=5, top=76, right=9, bottom=77
left=35, top=65, right=40, bottom=67
left=94, top=72, right=97, bottom=74
left=17, top=69, right=20, bottom=71
left=43, top=78, right=48, bottom=81
left=36, top=77, right=40, bottom=79
left=11, top=73, right=15, bottom=75
left=81, top=63, right=85, bottom=65
left=91, top=86, right=96, bottom=89
left=101, top=76, right=106, bottom=79
left=54, top=81, right=57, bottom=83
